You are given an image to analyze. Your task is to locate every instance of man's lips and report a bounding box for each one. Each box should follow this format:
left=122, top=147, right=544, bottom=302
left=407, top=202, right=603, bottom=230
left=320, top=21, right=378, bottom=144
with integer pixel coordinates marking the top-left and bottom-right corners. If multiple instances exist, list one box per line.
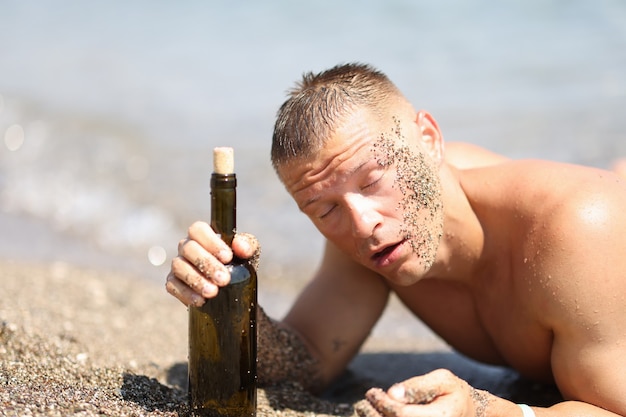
left=371, top=240, right=406, bottom=267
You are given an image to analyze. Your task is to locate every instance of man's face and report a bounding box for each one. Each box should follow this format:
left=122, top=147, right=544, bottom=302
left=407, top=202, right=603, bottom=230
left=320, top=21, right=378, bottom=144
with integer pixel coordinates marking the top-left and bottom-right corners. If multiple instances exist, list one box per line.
left=279, top=108, right=444, bottom=286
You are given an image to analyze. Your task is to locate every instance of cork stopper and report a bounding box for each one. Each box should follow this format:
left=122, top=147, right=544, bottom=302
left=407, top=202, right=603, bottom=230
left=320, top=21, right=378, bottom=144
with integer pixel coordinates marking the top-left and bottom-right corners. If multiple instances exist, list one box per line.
left=213, top=147, right=234, bottom=174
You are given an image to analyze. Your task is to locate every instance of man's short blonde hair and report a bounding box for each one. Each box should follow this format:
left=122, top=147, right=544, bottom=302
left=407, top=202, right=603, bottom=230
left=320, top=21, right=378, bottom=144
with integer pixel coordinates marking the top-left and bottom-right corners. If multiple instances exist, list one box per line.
left=271, top=63, right=402, bottom=171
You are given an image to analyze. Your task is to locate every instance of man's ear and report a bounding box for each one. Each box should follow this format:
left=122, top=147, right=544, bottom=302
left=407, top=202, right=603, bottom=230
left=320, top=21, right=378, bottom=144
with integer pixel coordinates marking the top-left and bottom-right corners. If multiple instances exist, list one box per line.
left=416, top=110, right=444, bottom=164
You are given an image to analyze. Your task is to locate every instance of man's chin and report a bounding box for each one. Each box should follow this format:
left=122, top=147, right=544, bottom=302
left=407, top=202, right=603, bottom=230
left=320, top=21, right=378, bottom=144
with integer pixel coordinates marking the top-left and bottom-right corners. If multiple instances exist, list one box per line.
left=383, top=270, right=419, bottom=287
left=383, top=260, right=432, bottom=287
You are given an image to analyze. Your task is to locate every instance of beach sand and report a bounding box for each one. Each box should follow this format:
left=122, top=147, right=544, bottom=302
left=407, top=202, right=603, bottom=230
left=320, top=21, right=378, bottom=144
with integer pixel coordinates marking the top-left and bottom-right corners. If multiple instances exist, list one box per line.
left=0, top=259, right=562, bottom=416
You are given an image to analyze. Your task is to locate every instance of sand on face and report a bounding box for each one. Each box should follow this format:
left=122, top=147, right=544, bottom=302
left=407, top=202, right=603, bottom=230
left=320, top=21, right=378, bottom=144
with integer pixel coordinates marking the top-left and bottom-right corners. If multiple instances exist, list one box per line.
left=371, top=119, right=444, bottom=272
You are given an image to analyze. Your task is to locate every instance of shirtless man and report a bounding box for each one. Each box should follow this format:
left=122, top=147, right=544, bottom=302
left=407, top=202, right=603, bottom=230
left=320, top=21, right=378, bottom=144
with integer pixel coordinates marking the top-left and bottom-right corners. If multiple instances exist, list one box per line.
left=166, top=63, right=626, bottom=416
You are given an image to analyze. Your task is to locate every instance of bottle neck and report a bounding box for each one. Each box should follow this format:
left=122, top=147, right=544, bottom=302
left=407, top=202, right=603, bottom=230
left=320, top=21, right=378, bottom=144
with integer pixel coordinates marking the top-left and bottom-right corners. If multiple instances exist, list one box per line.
left=210, top=173, right=237, bottom=247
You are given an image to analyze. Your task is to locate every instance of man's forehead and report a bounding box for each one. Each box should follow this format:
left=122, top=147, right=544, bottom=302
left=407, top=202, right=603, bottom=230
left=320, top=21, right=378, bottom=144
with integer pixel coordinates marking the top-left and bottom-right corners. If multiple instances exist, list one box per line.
left=277, top=106, right=418, bottom=179
left=277, top=135, right=373, bottom=188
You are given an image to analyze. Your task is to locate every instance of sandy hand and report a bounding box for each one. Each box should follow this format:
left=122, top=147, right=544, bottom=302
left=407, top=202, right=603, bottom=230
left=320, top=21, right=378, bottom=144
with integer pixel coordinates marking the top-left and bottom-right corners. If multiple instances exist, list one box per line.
left=354, top=397, right=384, bottom=417
left=355, top=369, right=488, bottom=417
left=166, top=222, right=261, bottom=307
left=387, top=383, right=438, bottom=405
left=355, top=385, right=437, bottom=417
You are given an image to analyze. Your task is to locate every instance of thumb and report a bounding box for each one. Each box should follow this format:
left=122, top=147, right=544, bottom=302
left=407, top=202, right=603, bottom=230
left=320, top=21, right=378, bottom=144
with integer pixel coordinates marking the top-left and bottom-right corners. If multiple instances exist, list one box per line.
left=387, top=369, right=457, bottom=404
left=388, top=382, right=437, bottom=405
left=232, top=232, right=261, bottom=268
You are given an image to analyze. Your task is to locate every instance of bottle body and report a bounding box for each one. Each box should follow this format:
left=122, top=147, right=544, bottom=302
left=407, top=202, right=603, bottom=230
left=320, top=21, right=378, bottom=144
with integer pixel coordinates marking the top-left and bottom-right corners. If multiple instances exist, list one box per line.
left=188, top=171, right=257, bottom=417
left=188, top=263, right=257, bottom=416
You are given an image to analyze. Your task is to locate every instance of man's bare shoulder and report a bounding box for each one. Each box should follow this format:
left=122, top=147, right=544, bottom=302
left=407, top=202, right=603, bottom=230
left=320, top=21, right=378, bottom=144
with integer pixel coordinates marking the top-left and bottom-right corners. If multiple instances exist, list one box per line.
left=463, top=158, right=626, bottom=314
left=445, top=141, right=509, bottom=169
left=512, top=160, right=626, bottom=240
left=464, top=159, right=626, bottom=207
left=484, top=159, right=626, bottom=263
left=536, top=161, right=626, bottom=306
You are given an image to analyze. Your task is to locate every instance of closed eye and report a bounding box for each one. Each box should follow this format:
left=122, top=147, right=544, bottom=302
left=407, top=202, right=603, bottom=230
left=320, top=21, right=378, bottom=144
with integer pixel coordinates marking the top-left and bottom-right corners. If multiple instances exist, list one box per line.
left=362, top=178, right=381, bottom=190
left=319, top=204, right=338, bottom=220
left=361, top=172, right=385, bottom=191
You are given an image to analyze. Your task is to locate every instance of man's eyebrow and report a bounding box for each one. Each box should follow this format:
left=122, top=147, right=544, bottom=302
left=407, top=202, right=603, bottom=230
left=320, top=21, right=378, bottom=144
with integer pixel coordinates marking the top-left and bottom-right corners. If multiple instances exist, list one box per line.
left=348, top=160, right=369, bottom=177
left=301, top=195, right=319, bottom=210
left=301, top=160, right=370, bottom=210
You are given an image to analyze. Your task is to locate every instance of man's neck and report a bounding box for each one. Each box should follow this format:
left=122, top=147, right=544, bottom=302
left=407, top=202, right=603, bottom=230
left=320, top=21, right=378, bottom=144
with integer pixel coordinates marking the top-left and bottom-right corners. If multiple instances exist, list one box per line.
left=426, top=164, right=492, bottom=286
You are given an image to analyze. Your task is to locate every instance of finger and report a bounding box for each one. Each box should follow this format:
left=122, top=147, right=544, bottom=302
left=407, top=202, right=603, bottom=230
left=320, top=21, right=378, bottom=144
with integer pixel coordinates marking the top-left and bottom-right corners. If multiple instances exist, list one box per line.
left=232, top=232, right=260, bottom=258
left=233, top=232, right=261, bottom=269
left=388, top=369, right=455, bottom=404
left=178, top=238, right=230, bottom=287
left=165, top=272, right=206, bottom=307
left=387, top=383, right=437, bottom=405
left=171, top=255, right=219, bottom=299
left=187, top=221, right=233, bottom=264
left=367, top=387, right=454, bottom=417
left=365, top=388, right=406, bottom=417
left=355, top=399, right=383, bottom=417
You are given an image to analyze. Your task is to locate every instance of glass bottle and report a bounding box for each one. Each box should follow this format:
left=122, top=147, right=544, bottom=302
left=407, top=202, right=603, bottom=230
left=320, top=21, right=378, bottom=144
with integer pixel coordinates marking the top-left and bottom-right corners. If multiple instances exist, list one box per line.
left=188, top=147, right=257, bottom=417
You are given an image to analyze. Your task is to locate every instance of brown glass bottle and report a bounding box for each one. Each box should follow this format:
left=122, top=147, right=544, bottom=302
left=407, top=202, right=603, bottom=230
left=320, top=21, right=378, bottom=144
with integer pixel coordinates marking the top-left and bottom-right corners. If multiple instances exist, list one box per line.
left=188, top=147, right=257, bottom=417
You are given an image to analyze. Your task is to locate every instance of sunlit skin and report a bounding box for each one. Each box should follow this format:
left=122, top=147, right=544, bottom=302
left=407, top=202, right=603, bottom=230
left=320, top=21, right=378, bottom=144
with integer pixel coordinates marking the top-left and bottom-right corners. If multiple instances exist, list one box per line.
left=613, top=158, right=626, bottom=178
left=166, top=96, right=626, bottom=416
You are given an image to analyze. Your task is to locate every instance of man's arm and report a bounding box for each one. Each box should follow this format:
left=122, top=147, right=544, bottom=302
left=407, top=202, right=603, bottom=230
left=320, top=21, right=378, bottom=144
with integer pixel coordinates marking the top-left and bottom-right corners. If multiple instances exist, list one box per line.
left=255, top=306, right=322, bottom=390
left=255, top=240, right=390, bottom=392
left=279, top=241, right=391, bottom=391
left=355, top=370, right=622, bottom=417
left=245, top=240, right=391, bottom=393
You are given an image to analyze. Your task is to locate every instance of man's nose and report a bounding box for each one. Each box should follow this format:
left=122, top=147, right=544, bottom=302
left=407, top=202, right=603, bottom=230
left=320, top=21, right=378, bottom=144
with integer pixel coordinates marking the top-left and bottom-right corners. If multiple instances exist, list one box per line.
left=346, top=194, right=382, bottom=239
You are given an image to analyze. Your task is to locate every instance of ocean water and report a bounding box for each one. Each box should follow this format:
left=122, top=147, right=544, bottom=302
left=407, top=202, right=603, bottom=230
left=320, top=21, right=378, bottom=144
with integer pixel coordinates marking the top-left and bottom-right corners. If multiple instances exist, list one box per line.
left=1, top=0, right=626, bottom=284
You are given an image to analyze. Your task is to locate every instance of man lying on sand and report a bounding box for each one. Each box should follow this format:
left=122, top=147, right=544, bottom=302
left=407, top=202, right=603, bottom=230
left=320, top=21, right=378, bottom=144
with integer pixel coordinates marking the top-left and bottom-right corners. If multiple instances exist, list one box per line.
left=166, top=63, right=626, bottom=417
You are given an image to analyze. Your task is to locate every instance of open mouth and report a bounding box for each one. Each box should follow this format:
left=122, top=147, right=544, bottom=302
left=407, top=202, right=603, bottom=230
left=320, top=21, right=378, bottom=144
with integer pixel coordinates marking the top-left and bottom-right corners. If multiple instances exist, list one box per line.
left=371, top=240, right=405, bottom=263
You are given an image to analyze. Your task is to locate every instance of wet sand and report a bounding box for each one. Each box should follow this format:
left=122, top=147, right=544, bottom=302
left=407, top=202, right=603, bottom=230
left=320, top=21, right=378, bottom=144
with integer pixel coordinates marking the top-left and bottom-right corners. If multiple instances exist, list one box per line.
left=0, top=259, right=562, bottom=416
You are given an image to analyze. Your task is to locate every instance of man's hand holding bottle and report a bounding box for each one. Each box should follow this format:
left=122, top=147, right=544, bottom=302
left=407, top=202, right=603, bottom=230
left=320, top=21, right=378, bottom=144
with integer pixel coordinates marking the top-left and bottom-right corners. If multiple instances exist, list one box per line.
left=166, top=220, right=260, bottom=307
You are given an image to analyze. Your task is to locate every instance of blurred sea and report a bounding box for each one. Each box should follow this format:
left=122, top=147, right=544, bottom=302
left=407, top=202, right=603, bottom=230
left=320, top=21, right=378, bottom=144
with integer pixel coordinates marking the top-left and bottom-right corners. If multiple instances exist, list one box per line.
left=1, top=0, right=626, bottom=289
